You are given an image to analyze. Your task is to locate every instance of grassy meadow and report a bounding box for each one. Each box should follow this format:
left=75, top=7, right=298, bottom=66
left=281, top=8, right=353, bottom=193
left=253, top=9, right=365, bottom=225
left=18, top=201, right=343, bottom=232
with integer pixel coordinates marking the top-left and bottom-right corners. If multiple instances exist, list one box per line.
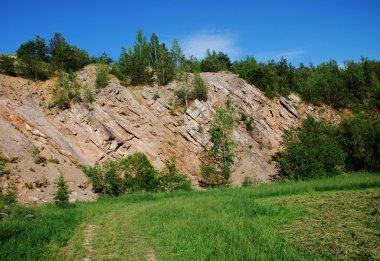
left=0, top=172, right=379, bottom=260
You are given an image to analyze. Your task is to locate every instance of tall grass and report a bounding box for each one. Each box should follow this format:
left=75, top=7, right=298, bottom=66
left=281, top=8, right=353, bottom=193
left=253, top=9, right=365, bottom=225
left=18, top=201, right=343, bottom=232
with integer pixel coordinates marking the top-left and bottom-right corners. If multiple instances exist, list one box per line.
left=0, top=172, right=378, bottom=260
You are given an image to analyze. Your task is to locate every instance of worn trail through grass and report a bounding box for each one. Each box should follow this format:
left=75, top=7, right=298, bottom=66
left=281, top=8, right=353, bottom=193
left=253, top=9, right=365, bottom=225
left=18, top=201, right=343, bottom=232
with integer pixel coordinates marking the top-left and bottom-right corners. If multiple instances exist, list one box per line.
left=0, top=173, right=379, bottom=260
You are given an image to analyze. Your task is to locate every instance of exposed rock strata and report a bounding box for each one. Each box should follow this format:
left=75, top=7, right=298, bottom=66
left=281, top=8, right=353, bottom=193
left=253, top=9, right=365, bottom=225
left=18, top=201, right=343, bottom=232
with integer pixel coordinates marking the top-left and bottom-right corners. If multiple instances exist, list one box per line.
left=0, top=66, right=342, bottom=202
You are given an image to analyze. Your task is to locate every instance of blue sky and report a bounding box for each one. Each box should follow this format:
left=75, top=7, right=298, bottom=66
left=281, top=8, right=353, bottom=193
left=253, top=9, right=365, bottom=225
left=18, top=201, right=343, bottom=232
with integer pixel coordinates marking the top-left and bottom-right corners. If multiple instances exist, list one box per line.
left=1, top=0, right=379, bottom=65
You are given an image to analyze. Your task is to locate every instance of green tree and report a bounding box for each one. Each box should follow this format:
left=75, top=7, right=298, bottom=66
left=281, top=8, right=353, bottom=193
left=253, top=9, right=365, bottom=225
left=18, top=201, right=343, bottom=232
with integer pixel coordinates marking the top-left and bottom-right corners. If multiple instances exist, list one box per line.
left=0, top=56, right=16, bottom=76
left=49, top=32, right=89, bottom=72
left=278, top=116, right=346, bottom=180
left=175, top=71, right=192, bottom=109
left=150, top=33, right=160, bottom=67
left=98, top=51, right=113, bottom=65
left=17, top=35, right=49, bottom=62
left=16, top=35, right=52, bottom=80
left=339, top=114, right=380, bottom=171
left=111, top=47, right=134, bottom=83
left=231, top=56, right=258, bottom=80
left=171, top=39, right=185, bottom=69
left=54, top=172, right=69, bottom=207
left=193, top=72, right=208, bottom=101
left=200, top=98, right=235, bottom=186
left=156, top=43, right=175, bottom=85
left=130, top=29, right=152, bottom=85
left=201, top=50, right=231, bottom=72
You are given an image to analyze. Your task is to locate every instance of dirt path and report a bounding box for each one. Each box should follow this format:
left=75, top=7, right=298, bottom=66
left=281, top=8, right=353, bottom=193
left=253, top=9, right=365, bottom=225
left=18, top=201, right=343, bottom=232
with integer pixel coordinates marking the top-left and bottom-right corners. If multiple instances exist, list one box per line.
left=83, top=224, right=98, bottom=261
left=146, top=249, right=157, bottom=261
left=78, top=209, right=157, bottom=261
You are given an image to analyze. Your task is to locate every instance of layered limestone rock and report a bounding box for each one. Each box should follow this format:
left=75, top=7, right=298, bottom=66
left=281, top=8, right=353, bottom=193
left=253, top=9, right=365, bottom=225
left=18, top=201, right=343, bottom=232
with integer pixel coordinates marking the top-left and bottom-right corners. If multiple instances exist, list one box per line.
left=0, top=65, right=341, bottom=202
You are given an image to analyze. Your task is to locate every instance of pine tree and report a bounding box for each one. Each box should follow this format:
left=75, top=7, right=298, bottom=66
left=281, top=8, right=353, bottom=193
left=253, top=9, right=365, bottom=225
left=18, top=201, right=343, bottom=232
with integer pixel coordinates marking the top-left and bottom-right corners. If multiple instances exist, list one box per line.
left=54, top=172, right=69, bottom=207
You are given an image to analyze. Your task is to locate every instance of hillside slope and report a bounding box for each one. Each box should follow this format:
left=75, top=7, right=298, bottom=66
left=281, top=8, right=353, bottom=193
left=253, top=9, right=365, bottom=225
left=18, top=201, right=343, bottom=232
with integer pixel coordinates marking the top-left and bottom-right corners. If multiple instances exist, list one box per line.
left=0, top=65, right=341, bottom=203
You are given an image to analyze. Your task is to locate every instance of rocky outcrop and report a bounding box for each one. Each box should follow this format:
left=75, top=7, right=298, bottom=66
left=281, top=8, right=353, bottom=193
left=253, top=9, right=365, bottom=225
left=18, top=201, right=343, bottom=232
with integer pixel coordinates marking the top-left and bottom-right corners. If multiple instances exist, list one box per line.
left=0, top=65, right=342, bottom=202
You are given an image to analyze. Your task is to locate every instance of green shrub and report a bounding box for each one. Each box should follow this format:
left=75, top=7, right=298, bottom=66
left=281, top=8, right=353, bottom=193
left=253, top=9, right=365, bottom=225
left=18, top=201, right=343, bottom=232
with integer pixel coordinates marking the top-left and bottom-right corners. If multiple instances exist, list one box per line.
left=153, top=91, right=160, bottom=100
left=158, top=157, right=191, bottom=191
left=54, top=172, right=69, bottom=207
left=0, top=157, right=12, bottom=176
left=240, top=112, right=248, bottom=122
left=83, top=85, right=94, bottom=106
left=84, top=153, right=192, bottom=195
left=15, top=60, right=52, bottom=80
left=200, top=100, right=235, bottom=186
left=51, top=73, right=81, bottom=109
left=339, top=114, right=380, bottom=171
left=83, top=153, right=157, bottom=195
left=245, top=117, right=254, bottom=132
left=24, top=182, right=34, bottom=190
left=95, top=67, right=109, bottom=89
left=48, top=158, right=60, bottom=164
left=0, top=56, right=16, bottom=76
left=120, top=153, right=159, bottom=192
left=0, top=182, right=17, bottom=214
left=32, top=145, right=47, bottom=165
left=242, top=176, right=254, bottom=187
left=193, top=73, right=208, bottom=101
left=34, top=176, right=49, bottom=188
left=200, top=164, right=224, bottom=187
left=278, top=116, right=346, bottom=179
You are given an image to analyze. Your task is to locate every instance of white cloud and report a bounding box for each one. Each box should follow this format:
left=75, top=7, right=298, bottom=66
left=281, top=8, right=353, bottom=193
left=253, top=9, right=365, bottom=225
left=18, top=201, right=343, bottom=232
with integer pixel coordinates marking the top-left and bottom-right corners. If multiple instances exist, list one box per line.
left=182, top=31, right=240, bottom=60
left=256, top=48, right=306, bottom=62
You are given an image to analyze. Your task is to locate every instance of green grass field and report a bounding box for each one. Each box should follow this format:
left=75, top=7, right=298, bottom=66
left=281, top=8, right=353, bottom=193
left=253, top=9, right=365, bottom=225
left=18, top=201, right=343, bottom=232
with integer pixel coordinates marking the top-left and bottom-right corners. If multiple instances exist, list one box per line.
left=1, top=172, right=379, bottom=260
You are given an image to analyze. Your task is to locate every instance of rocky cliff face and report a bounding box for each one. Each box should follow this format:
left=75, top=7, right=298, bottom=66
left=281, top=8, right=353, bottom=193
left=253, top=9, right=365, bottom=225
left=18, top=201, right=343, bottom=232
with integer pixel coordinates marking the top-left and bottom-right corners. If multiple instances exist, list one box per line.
left=0, top=65, right=341, bottom=203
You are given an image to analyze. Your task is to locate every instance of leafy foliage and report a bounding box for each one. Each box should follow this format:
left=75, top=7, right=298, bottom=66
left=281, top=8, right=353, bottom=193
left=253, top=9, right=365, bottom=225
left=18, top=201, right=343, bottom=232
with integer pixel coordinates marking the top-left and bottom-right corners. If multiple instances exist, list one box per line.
left=112, top=30, right=177, bottom=86
left=11, top=33, right=89, bottom=80
left=0, top=157, right=12, bottom=176
left=232, top=57, right=380, bottom=109
left=339, top=113, right=380, bottom=171
left=15, top=46, right=53, bottom=81
left=158, top=157, right=192, bottom=191
left=201, top=49, right=231, bottom=72
left=200, top=98, right=235, bottom=186
left=49, top=32, right=89, bottom=72
left=193, top=73, right=208, bottom=101
left=82, top=85, right=94, bottom=106
left=51, top=73, right=81, bottom=109
left=32, top=145, right=47, bottom=165
left=83, top=152, right=191, bottom=195
left=278, top=116, right=346, bottom=179
left=175, top=71, right=192, bottom=108
left=16, top=35, right=49, bottom=62
left=95, top=66, right=109, bottom=89
left=176, top=72, right=208, bottom=107
left=96, top=51, right=113, bottom=65
left=0, top=182, right=17, bottom=213
left=0, top=56, right=16, bottom=76
left=242, top=176, right=254, bottom=187
left=278, top=115, right=380, bottom=179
